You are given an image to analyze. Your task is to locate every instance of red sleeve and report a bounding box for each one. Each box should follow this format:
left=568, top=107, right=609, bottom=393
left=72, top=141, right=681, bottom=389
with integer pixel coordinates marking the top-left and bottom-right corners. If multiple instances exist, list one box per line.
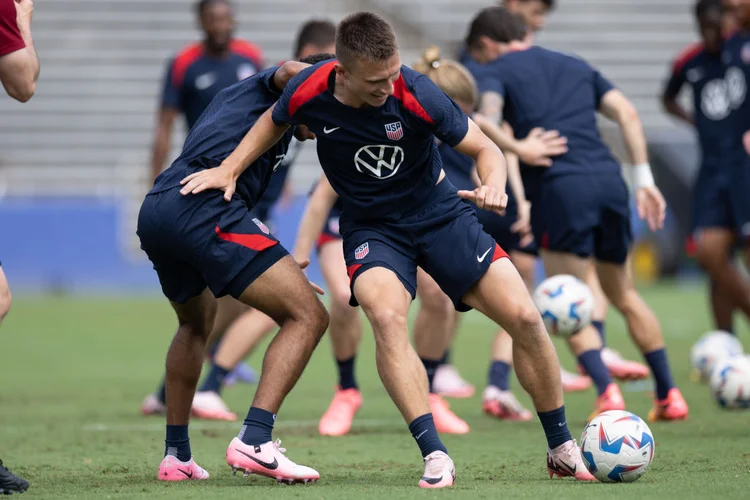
left=0, top=0, right=25, bottom=57
left=230, top=39, right=265, bottom=69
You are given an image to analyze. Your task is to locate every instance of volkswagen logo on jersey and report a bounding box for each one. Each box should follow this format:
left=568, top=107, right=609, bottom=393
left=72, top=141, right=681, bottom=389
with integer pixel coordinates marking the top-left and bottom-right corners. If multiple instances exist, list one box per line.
left=354, top=145, right=404, bottom=179
left=355, top=242, right=369, bottom=260
left=384, top=121, right=404, bottom=140
left=701, top=79, right=732, bottom=120
left=252, top=218, right=270, bottom=235
left=725, top=67, right=747, bottom=109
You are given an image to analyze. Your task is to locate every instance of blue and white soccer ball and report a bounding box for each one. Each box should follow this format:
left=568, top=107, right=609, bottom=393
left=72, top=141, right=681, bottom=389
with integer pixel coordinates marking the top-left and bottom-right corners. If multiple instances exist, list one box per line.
left=690, top=330, right=744, bottom=380
left=709, top=356, right=750, bottom=409
left=580, top=410, right=655, bottom=483
left=532, top=274, right=594, bottom=338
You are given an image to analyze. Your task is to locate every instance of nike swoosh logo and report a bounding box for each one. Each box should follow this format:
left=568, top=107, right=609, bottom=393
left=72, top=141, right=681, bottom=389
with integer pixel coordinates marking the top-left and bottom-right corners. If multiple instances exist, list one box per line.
left=415, top=429, right=428, bottom=440
left=323, top=126, right=340, bottom=134
left=178, top=468, right=193, bottom=478
left=558, top=421, right=567, bottom=427
left=477, top=247, right=493, bottom=262
left=420, top=475, right=443, bottom=485
left=235, top=448, right=279, bottom=470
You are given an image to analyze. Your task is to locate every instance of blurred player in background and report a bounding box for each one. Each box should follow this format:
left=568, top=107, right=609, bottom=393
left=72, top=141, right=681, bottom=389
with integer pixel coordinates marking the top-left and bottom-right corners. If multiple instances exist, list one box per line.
left=662, top=0, right=740, bottom=336
left=503, top=0, right=555, bottom=33
left=467, top=7, right=688, bottom=422
left=142, top=0, right=266, bottom=417
left=0, top=0, right=37, bottom=494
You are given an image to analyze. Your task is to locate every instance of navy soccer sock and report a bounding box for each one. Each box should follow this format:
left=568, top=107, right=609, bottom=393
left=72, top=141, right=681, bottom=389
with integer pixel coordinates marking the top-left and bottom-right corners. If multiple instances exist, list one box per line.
left=409, top=414, right=448, bottom=458
left=592, top=320, right=605, bottom=344
left=421, top=357, right=441, bottom=394
left=537, top=406, right=572, bottom=450
left=487, top=360, right=511, bottom=390
left=644, top=348, right=676, bottom=400
left=577, top=349, right=611, bottom=395
left=239, top=407, right=275, bottom=446
left=337, top=356, right=358, bottom=390
left=198, top=363, right=231, bottom=395
left=165, top=425, right=191, bottom=462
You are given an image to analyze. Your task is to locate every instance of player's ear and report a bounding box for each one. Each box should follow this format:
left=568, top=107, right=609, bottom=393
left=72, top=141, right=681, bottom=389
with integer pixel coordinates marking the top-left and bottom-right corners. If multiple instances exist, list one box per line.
left=334, top=63, right=347, bottom=78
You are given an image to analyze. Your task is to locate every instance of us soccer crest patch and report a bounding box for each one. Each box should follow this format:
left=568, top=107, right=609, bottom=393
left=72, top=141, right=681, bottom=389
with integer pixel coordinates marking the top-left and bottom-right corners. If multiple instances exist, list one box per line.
left=384, top=121, right=403, bottom=141
left=355, top=242, right=369, bottom=260
left=252, top=218, right=270, bottom=235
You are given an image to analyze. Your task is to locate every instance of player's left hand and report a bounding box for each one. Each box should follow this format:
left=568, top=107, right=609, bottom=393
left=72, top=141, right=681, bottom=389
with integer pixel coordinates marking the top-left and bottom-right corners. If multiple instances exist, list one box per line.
left=179, top=163, right=237, bottom=201
left=635, top=186, right=666, bottom=232
left=510, top=200, right=533, bottom=246
left=458, top=185, right=508, bottom=215
left=296, top=258, right=325, bottom=295
left=743, top=130, right=750, bottom=155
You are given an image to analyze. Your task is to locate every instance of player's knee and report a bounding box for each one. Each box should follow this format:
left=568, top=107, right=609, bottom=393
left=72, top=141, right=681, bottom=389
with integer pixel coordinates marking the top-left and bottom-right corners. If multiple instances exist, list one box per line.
left=608, top=288, right=640, bottom=316
left=695, top=244, right=726, bottom=272
left=330, top=284, right=354, bottom=312
left=298, top=298, right=329, bottom=340
left=0, top=286, right=11, bottom=320
left=508, top=303, right=546, bottom=340
left=368, top=307, right=408, bottom=348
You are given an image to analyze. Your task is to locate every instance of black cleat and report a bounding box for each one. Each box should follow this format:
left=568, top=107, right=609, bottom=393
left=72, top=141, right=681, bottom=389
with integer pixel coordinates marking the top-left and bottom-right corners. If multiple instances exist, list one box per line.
left=0, top=460, right=29, bottom=495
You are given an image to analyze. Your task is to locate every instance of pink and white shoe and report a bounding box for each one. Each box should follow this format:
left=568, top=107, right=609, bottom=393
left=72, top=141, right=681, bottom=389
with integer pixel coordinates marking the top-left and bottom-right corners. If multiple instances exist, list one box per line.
left=418, top=451, right=455, bottom=489
left=191, top=391, right=237, bottom=421
left=142, top=393, right=166, bottom=416
left=158, top=455, right=210, bottom=481
left=482, top=386, right=533, bottom=421
left=560, top=368, right=592, bottom=393
left=319, top=387, right=362, bottom=436
left=429, top=393, right=470, bottom=434
left=601, top=348, right=650, bottom=381
left=226, top=437, right=320, bottom=484
left=547, top=440, right=596, bottom=481
left=433, top=365, right=475, bottom=399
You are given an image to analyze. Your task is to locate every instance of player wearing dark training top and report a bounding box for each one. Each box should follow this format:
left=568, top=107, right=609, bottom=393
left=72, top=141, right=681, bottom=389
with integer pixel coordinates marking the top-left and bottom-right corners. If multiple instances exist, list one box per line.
left=181, top=12, right=595, bottom=487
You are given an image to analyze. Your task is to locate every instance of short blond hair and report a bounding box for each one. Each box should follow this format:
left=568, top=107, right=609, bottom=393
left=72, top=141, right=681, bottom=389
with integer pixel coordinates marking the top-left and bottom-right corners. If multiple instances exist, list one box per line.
left=412, top=46, right=478, bottom=109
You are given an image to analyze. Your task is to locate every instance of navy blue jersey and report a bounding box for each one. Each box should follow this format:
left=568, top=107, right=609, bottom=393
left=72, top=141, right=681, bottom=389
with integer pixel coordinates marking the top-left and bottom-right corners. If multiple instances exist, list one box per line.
left=664, top=43, right=738, bottom=168
left=722, top=32, right=750, bottom=164
left=161, top=40, right=265, bottom=129
left=151, top=66, right=294, bottom=208
left=251, top=137, right=304, bottom=217
left=438, top=141, right=475, bottom=192
left=272, top=60, right=469, bottom=221
left=474, top=47, right=620, bottom=186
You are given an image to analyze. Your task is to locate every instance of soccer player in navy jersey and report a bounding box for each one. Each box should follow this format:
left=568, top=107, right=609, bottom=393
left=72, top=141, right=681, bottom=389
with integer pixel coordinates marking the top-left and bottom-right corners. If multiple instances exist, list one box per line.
left=181, top=12, right=595, bottom=486
left=465, top=7, right=688, bottom=422
left=138, top=56, right=333, bottom=484
left=663, top=0, right=741, bottom=337
left=503, top=0, right=555, bottom=32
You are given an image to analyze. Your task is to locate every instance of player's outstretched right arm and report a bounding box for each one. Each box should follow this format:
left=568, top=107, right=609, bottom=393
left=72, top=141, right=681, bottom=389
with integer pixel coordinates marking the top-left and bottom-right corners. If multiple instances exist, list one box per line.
left=292, top=176, right=339, bottom=264
left=180, top=105, right=290, bottom=200
left=0, top=0, right=39, bottom=102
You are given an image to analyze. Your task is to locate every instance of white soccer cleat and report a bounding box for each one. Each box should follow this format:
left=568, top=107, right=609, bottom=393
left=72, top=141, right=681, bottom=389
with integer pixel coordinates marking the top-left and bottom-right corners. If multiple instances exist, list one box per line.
left=432, top=364, right=475, bottom=398
left=191, top=391, right=237, bottom=421
left=418, top=451, right=455, bottom=488
left=141, top=393, right=166, bottom=416
left=226, top=437, right=320, bottom=484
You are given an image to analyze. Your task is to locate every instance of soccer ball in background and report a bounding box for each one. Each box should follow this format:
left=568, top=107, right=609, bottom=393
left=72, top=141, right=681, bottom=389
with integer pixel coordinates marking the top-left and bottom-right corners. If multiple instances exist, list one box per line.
left=690, top=330, right=744, bottom=381
left=580, top=410, right=655, bottom=483
left=532, top=274, right=594, bottom=337
left=709, top=356, right=750, bottom=409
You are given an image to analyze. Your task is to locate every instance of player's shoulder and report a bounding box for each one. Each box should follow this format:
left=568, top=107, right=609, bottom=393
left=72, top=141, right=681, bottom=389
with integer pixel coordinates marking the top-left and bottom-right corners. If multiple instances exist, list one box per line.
left=393, top=66, right=442, bottom=123
left=672, top=42, right=705, bottom=73
left=230, top=39, right=265, bottom=67
left=285, top=59, right=337, bottom=116
left=172, top=42, right=205, bottom=67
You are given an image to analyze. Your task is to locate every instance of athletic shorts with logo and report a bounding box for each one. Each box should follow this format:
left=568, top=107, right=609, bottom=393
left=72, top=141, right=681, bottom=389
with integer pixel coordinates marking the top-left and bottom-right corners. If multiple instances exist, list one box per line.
left=342, top=179, right=509, bottom=312
left=137, top=187, right=288, bottom=304
left=530, top=172, right=632, bottom=264
left=316, top=204, right=343, bottom=252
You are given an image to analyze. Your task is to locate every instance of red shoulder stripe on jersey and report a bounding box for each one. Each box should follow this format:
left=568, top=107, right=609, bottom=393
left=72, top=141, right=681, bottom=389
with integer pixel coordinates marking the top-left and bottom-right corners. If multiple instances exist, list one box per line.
left=171, top=43, right=204, bottom=88
left=230, top=39, right=265, bottom=68
left=288, top=61, right=337, bottom=117
left=672, top=42, right=704, bottom=74
left=392, top=75, right=434, bottom=124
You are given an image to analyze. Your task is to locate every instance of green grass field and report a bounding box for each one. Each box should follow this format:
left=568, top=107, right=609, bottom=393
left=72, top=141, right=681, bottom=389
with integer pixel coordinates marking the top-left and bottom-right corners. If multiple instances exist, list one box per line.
left=1, top=283, right=749, bottom=499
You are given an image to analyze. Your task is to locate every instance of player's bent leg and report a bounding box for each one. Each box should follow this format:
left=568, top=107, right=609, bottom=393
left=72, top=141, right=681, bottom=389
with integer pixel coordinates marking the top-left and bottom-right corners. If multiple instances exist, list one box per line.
left=226, top=255, right=328, bottom=484
left=0, top=266, right=11, bottom=328
left=318, top=240, right=363, bottom=437
left=695, top=228, right=750, bottom=320
left=596, top=259, right=688, bottom=422
left=709, top=278, right=736, bottom=333
left=158, top=288, right=217, bottom=481
left=483, top=329, right=533, bottom=421
left=541, top=250, right=620, bottom=416
left=210, top=297, right=260, bottom=387
left=462, top=258, right=594, bottom=481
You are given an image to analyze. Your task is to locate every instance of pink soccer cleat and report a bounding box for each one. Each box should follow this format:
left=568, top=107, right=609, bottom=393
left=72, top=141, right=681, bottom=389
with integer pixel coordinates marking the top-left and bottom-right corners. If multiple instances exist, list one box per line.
left=226, top=437, right=320, bottom=484
left=579, top=348, right=650, bottom=381
left=418, top=451, right=456, bottom=489
left=589, top=383, right=626, bottom=421
left=648, top=388, right=688, bottom=422
left=191, top=391, right=237, bottom=421
left=547, top=440, right=596, bottom=481
left=429, top=393, right=470, bottom=434
left=482, top=386, right=533, bottom=421
left=141, top=393, right=166, bottom=416
left=432, top=364, right=476, bottom=399
left=560, top=368, right=592, bottom=392
left=158, top=455, right=210, bottom=481
left=318, top=387, right=362, bottom=436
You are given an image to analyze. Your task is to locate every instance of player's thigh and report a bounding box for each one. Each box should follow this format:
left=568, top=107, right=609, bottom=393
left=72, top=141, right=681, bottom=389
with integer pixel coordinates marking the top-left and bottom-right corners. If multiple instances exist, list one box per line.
left=236, top=254, right=328, bottom=329
left=462, top=257, right=540, bottom=332
left=509, top=250, right=537, bottom=290
left=318, top=239, right=352, bottom=310
left=353, top=266, right=412, bottom=344
left=540, top=248, right=591, bottom=281
left=585, top=263, right=610, bottom=319
left=594, top=258, right=636, bottom=308
left=169, top=288, right=219, bottom=339
left=695, top=227, right=737, bottom=264
left=416, top=267, right=454, bottom=314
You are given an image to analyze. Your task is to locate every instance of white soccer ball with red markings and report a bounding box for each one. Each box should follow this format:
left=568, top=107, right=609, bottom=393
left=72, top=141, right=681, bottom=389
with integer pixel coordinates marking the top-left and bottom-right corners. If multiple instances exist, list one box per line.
left=580, top=410, right=655, bottom=483
left=532, top=274, right=594, bottom=338
left=690, top=330, right=744, bottom=380
left=709, top=356, right=750, bottom=409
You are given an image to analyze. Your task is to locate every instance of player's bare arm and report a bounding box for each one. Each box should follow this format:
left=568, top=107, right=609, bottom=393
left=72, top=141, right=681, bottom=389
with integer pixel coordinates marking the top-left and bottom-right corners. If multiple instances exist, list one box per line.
left=150, top=107, right=179, bottom=182
left=474, top=102, right=567, bottom=167
left=180, top=105, right=289, bottom=200
left=292, top=176, right=339, bottom=263
left=0, top=0, right=39, bottom=102
left=661, top=90, right=695, bottom=126
left=599, top=89, right=666, bottom=231
left=454, top=118, right=508, bottom=215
